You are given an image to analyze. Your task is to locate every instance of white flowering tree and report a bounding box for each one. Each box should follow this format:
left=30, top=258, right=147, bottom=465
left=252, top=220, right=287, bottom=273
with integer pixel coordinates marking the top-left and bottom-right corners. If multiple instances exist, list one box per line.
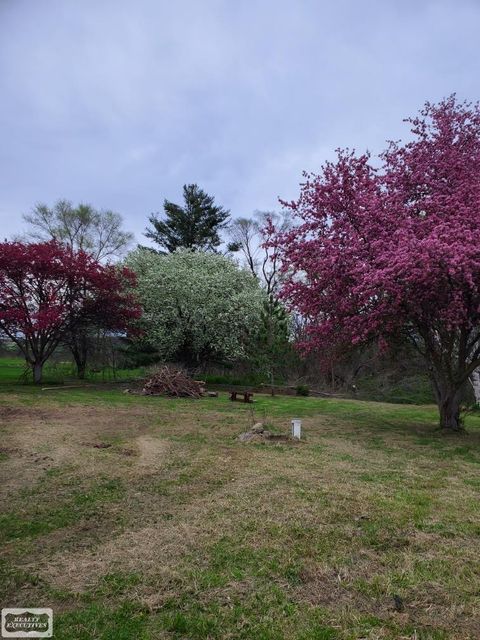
left=126, top=248, right=266, bottom=367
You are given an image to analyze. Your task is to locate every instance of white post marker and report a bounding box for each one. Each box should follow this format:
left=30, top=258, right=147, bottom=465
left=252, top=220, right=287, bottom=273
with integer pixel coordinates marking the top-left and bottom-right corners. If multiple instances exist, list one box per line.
left=291, top=418, right=302, bottom=439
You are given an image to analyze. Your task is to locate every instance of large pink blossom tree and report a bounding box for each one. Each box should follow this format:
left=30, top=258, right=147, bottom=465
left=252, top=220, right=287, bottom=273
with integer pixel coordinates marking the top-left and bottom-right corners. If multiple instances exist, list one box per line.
left=275, top=96, right=480, bottom=431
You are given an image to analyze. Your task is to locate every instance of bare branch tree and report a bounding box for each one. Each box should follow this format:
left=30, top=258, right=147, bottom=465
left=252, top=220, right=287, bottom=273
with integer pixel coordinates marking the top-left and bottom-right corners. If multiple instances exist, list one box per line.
left=23, top=199, right=134, bottom=262
left=227, top=217, right=260, bottom=276
left=228, top=210, right=290, bottom=296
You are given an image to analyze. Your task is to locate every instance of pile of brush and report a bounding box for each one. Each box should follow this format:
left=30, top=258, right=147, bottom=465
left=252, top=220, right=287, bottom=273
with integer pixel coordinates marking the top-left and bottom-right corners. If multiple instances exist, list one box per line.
left=142, top=366, right=204, bottom=398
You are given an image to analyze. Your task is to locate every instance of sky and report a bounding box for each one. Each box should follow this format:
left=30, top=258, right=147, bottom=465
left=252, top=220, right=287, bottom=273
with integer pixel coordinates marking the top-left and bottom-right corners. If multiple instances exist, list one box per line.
left=1, top=0, right=479, bottom=246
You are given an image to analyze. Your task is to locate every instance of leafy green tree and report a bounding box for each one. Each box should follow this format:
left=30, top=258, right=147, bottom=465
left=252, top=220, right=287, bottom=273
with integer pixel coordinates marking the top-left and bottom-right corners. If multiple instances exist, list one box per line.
left=145, top=184, right=230, bottom=253
left=126, top=248, right=265, bottom=368
left=252, top=297, right=294, bottom=393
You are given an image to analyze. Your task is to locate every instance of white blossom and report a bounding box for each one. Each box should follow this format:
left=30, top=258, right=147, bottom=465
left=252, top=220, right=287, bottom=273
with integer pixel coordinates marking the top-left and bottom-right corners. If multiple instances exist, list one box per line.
left=127, top=248, right=266, bottom=363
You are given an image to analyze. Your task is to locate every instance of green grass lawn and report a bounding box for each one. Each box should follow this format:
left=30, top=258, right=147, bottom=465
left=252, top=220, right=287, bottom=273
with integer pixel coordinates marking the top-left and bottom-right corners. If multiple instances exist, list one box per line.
left=0, top=356, right=146, bottom=385
left=0, top=365, right=479, bottom=639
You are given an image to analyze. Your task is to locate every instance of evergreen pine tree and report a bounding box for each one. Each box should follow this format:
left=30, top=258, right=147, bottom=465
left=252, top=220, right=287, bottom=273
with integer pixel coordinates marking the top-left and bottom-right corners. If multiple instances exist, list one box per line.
left=145, top=184, right=230, bottom=252
left=254, top=296, right=293, bottom=394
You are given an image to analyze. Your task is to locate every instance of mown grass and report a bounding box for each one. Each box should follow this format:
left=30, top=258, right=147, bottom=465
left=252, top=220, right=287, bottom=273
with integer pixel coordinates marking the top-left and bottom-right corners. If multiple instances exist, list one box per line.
left=0, top=476, right=125, bottom=542
left=0, top=373, right=479, bottom=639
left=0, top=356, right=146, bottom=385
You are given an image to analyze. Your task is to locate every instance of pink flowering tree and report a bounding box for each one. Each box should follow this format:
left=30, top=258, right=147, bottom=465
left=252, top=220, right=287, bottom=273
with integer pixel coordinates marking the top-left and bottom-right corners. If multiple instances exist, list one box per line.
left=0, top=241, right=141, bottom=383
left=275, top=96, right=480, bottom=431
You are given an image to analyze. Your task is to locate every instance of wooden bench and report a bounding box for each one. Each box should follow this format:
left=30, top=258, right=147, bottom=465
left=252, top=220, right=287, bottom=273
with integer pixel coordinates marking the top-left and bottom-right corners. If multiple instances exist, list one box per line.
left=229, top=390, right=254, bottom=403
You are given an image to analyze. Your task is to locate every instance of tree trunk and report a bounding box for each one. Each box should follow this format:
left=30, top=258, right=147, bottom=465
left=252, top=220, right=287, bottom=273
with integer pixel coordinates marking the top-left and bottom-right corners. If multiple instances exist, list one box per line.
left=438, top=389, right=464, bottom=431
left=470, top=369, right=480, bottom=405
left=32, top=362, right=43, bottom=384
left=69, top=328, right=89, bottom=379
left=76, top=360, right=87, bottom=380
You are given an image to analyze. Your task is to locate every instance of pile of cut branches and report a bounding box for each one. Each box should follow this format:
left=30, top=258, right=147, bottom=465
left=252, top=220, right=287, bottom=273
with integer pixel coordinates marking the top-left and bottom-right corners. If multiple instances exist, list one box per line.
left=142, top=366, right=203, bottom=398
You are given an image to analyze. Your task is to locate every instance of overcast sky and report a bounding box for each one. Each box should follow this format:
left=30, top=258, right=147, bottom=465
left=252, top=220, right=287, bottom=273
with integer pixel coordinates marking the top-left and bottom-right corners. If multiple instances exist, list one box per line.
left=1, top=0, right=479, bottom=246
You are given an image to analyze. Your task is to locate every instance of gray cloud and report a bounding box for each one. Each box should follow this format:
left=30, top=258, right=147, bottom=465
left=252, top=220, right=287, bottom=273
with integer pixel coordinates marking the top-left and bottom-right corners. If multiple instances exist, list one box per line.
left=1, top=0, right=479, bottom=244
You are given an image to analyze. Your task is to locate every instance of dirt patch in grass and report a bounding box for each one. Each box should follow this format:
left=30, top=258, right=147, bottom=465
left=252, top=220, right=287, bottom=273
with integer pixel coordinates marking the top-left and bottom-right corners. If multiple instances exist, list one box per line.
left=0, top=405, right=23, bottom=421
left=0, top=446, right=21, bottom=457
left=0, top=403, right=160, bottom=494
left=136, top=435, right=171, bottom=469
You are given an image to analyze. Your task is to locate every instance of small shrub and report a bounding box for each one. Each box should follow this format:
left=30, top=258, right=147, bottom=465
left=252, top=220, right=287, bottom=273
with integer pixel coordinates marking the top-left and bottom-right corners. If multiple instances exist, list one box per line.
left=296, top=384, right=310, bottom=397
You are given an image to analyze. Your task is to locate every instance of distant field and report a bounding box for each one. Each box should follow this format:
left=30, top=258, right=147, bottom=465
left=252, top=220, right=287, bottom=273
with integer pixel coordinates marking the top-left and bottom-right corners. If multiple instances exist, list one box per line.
left=0, top=356, right=435, bottom=407
left=0, top=381, right=479, bottom=639
left=0, top=356, right=146, bottom=385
